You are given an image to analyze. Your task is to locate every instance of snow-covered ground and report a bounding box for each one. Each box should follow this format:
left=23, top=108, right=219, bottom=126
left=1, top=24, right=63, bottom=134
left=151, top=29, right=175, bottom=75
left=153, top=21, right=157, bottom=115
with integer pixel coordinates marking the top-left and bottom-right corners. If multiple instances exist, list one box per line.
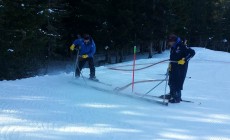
left=0, top=47, right=230, bottom=140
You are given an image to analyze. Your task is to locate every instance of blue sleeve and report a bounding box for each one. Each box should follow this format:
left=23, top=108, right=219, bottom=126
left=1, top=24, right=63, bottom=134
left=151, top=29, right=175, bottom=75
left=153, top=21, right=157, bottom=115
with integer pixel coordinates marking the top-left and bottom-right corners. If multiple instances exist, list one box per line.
left=73, top=39, right=82, bottom=46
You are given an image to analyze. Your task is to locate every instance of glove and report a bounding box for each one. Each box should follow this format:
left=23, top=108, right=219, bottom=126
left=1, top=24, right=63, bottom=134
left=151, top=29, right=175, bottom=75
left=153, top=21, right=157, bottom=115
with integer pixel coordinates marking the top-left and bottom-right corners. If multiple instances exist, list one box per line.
left=82, top=54, right=88, bottom=59
left=70, top=44, right=75, bottom=51
left=178, top=58, right=185, bottom=65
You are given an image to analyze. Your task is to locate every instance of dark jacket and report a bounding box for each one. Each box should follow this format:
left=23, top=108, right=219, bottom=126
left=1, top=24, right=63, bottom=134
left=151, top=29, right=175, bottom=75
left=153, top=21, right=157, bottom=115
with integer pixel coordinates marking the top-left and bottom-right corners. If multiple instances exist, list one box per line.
left=169, top=38, right=195, bottom=91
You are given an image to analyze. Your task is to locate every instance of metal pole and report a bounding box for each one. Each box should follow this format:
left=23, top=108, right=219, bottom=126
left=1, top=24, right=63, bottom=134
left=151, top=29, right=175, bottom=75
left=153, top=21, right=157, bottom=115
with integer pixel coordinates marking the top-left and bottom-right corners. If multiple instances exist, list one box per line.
left=132, top=46, right=137, bottom=92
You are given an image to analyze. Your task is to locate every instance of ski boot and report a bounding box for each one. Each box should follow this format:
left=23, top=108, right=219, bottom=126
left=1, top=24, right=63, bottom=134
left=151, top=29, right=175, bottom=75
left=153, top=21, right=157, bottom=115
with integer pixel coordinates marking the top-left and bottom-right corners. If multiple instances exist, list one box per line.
left=159, top=94, right=171, bottom=99
left=89, top=76, right=99, bottom=82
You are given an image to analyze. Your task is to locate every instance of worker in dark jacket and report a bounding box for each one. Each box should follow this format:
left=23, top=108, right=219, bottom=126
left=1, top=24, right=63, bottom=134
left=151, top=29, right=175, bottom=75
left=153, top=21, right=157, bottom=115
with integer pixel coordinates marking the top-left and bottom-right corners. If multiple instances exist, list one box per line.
left=167, top=34, right=195, bottom=103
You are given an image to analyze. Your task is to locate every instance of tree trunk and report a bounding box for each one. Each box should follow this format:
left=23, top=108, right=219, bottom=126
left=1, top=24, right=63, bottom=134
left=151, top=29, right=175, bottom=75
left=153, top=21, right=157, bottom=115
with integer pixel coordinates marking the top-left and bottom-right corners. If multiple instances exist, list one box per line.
left=119, top=48, right=123, bottom=63
left=148, top=41, right=153, bottom=58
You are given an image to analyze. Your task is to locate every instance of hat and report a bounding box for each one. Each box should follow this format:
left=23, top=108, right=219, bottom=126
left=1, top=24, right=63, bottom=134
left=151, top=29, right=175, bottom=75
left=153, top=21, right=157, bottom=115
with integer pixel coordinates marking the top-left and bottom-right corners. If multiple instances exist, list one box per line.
left=167, top=34, right=177, bottom=42
left=83, top=34, right=90, bottom=40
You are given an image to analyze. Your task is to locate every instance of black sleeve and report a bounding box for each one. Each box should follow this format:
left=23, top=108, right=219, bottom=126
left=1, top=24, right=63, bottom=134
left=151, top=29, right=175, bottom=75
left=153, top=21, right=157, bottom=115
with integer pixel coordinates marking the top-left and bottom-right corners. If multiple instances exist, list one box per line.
left=185, top=47, right=195, bottom=61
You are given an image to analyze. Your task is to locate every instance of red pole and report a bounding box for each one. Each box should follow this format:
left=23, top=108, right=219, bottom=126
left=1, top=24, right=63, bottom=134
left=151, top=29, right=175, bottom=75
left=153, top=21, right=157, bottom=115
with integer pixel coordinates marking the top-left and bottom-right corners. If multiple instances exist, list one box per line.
left=132, top=46, right=137, bottom=92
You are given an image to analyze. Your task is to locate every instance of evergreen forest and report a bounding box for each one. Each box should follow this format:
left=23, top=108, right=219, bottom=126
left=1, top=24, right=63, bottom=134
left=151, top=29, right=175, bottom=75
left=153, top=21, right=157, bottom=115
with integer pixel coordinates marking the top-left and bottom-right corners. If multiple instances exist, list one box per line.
left=1, top=0, right=230, bottom=80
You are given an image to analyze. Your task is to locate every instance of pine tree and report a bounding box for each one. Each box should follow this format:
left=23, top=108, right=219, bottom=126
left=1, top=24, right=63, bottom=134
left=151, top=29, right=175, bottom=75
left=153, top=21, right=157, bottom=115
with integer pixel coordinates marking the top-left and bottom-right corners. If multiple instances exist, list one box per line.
left=0, top=0, right=67, bottom=80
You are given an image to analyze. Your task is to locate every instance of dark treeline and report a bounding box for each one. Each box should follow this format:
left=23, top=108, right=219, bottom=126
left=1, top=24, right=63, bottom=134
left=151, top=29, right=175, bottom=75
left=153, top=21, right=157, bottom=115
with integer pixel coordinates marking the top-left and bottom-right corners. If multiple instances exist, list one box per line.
left=1, top=0, right=230, bottom=80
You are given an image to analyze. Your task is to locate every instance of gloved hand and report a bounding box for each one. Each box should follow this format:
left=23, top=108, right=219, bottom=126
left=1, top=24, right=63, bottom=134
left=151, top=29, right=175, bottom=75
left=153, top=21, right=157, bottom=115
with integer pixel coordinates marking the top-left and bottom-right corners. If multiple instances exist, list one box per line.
left=70, top=44, right=75, bottom=51
left=82, top=54, right=88, bottom=59
left=178, top=58, right=185, bottom=65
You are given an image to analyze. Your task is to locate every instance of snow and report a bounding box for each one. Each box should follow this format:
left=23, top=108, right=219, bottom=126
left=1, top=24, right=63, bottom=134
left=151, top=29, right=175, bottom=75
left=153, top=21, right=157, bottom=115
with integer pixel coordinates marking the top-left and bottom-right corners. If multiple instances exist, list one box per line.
left=7, top=49, right=14, bottom=52
left=1, top=47, right=230, bottom=140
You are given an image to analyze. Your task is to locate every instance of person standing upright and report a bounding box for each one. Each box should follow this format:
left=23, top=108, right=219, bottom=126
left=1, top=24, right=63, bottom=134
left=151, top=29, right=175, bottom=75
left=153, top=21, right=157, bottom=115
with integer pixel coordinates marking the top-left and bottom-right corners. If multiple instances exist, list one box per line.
left=167, top=34, right=195, bottom=103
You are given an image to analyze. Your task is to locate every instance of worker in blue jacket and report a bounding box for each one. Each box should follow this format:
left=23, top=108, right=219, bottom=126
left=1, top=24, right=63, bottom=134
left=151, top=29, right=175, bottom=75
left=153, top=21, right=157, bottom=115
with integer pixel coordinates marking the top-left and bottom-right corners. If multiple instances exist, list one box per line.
left=70, top=34, right=97, bottom=80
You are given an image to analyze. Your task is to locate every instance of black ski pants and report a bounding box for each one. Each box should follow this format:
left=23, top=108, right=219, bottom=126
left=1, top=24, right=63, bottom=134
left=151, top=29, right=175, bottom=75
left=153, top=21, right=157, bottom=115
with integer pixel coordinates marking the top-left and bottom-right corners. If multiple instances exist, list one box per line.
left=168, top=63, right=188, bottom=100
left=75, top=57, right=95, bottom=78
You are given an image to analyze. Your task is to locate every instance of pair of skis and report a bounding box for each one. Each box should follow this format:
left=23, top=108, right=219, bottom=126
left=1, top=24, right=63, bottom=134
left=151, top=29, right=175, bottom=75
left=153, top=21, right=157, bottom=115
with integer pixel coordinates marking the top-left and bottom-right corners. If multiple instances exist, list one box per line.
left=135, top=92, right=195, bottom=103
left=73, top=49, right=111, bottom=86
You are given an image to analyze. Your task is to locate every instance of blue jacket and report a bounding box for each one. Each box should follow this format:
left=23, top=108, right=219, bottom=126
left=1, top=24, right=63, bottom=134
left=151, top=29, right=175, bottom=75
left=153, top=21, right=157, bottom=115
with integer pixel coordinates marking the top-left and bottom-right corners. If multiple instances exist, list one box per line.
left=73, top=38, right=96, bottom=58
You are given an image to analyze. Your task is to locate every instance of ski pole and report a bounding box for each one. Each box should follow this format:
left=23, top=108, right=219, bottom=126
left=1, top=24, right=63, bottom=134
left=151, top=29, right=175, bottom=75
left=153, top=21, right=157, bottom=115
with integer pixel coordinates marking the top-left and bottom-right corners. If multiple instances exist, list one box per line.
left=143, top=80, right=166, bottom=95
left=74, top=49, right=80, bottom=77
left=75, top=49, right=87, bottom=86
left=132, top=46, right=137, bottom=92
left=143, top=64, right=170, bottom=96
left=78, top=66, right=87, bottom=86
left=163, top=65, right=170, bottom=104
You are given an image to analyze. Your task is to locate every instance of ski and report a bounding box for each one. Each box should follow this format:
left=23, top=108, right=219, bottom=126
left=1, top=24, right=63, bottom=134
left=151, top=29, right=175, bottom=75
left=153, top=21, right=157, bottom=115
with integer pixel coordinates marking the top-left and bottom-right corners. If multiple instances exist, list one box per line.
left=158, top=95, right=194, bottom=103
left=90, top=79, right=112, bottom=86
left=72, top=78, right=167, bottom=106
left=135, top=92, right=168, bottom=106
left=81, top=76, right=112, bottom=86
left=74, top=82, right=168, bottom=106
left=113, top=89, right=168, bottom=106
left=139, top=93, right=199, bottom=104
